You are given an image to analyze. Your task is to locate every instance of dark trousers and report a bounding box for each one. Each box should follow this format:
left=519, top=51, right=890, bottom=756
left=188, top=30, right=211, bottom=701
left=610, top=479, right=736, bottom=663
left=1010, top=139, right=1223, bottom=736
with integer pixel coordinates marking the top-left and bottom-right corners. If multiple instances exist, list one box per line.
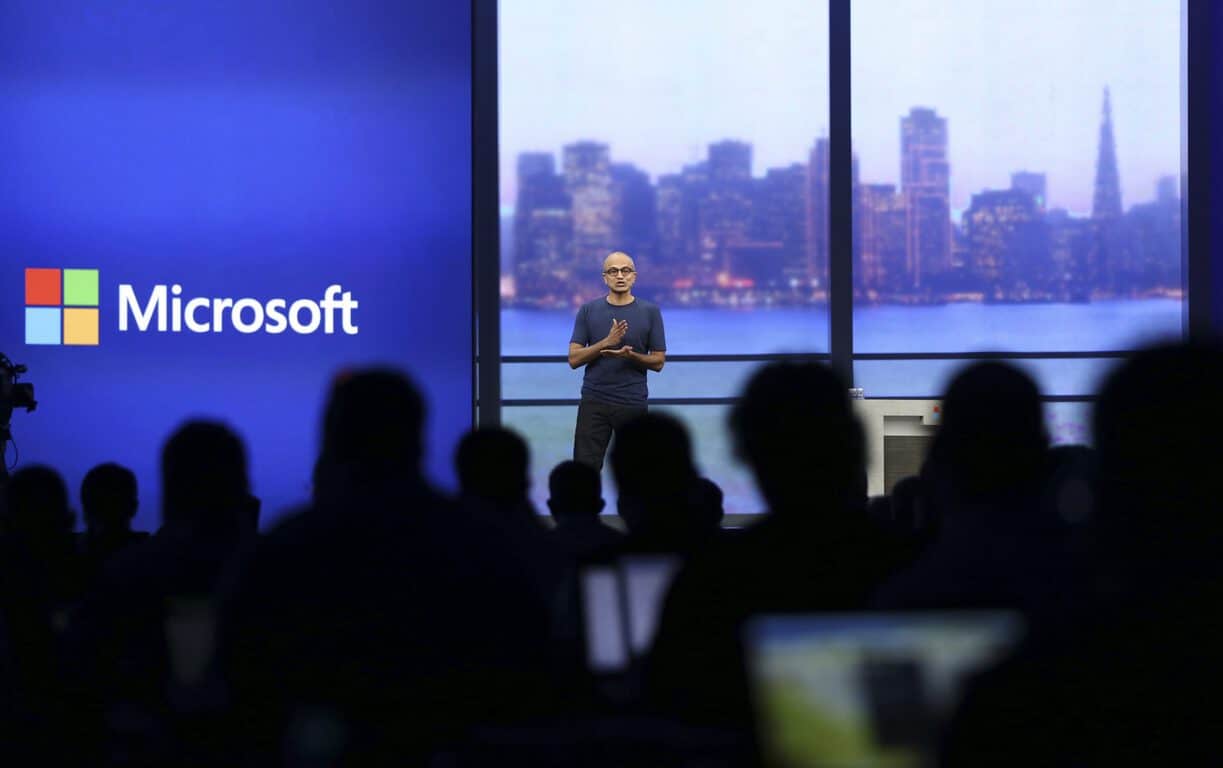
left=573, top=399, right=648, bottom=471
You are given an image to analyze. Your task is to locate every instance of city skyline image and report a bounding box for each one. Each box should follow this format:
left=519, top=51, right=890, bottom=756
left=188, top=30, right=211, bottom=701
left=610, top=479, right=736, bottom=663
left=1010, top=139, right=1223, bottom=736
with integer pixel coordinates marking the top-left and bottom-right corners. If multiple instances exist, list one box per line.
left=500, top=0, right=1180, bottom=308
left=501, top=0, right=1178, bottom=215
left=508, top=90, right=1179, bottom=306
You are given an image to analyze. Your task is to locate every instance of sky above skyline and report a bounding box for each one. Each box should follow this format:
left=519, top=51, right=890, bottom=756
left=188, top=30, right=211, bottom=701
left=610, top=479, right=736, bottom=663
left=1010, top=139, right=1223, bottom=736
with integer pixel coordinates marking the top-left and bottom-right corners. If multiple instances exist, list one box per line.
left=499, top=0, right=1180, bottom=216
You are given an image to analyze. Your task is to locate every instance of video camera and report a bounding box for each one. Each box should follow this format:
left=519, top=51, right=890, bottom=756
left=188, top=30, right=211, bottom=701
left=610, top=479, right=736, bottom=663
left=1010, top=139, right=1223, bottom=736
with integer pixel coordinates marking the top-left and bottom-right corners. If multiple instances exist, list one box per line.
left=0, top=353, right=36, bottom=419
left=1, top=353, right=36, bottom=480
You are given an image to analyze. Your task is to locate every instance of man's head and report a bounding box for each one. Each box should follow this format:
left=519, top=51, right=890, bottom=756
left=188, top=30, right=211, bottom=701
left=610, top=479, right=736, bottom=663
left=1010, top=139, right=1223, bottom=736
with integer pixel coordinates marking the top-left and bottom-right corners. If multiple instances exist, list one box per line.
left=161, top=421, right=250, bottom=532
left=455, top=427, right=530, bottom=507
left=730, top=361, right=864, bottom=514
left=2, top=465, right=74, bottom=540
left=930, top=361, right=1048, bottom=503
left=1093, top=341, right=1223, bottom=542
left=602, top=251, right=637, bottom=298
left=320, top=368, right=425, bottom=480
left=547, top=460, right=604, bottom=521
left=610, top=412, right=698, bottom=535
left=81, top=462, right=138, bottom=535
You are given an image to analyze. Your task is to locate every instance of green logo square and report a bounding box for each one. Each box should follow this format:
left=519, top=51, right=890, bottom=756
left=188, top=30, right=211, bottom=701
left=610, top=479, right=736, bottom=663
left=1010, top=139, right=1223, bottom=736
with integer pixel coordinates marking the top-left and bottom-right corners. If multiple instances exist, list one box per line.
left=63, top=269, right=99, bottom=307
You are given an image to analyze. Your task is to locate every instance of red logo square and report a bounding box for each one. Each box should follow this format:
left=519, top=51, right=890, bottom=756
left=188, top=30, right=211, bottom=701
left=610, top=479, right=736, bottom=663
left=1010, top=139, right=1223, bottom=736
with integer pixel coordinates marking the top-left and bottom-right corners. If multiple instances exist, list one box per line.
left=25, top=268, right=62, bottom=306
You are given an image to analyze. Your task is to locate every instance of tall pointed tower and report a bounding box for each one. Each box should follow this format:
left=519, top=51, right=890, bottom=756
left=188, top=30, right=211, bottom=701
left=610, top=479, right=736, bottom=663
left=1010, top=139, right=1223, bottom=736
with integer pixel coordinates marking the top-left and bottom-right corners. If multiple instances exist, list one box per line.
left=1092, top=88, right=1123, bottom=220
left=1090, top=88, right=1125, bottom=293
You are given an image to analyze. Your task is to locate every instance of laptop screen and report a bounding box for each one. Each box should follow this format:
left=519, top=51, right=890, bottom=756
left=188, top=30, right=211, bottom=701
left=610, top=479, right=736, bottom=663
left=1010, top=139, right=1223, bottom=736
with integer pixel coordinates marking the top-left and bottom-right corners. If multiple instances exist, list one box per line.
left=581, top=554, right=681, bottom=672
left=745, top=612, right=1023, bottom=768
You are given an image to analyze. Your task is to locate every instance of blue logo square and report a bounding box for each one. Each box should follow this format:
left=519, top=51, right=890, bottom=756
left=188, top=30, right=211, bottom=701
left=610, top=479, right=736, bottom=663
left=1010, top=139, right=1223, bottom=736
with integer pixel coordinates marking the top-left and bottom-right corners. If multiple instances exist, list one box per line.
left=25, top=307, right=61, bottom=345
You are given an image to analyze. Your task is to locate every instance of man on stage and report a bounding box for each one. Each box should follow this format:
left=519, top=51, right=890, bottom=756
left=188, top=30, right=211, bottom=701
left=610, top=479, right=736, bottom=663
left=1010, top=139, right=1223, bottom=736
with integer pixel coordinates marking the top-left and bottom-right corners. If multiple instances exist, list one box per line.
left=568, top=251, right=666, bottom=470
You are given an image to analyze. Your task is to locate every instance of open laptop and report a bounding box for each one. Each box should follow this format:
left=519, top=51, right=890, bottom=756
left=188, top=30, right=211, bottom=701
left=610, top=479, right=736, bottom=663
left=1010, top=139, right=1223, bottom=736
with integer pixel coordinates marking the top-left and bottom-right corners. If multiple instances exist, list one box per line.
left=581, top=554, right=682, bottom=673
left=744, top=612, right=1023, bottom=768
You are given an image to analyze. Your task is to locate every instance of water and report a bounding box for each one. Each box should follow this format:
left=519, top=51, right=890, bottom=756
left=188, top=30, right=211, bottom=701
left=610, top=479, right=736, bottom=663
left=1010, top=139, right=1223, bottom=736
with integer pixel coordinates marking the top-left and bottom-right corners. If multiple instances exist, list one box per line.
left=502, top=299, right=1182, bottom=357
left=501, top=299, right=1181, bottom=515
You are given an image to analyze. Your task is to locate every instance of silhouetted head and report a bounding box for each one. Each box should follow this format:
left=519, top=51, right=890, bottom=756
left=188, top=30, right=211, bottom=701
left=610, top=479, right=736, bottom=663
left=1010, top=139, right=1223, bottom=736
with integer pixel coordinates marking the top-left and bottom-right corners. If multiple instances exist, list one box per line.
left=455, top=427, right=530, bottom=507
left=729, top=361, right=863, bottom=515
left=81, top=462, right=138, bottom=535
left=2, top=465, right=74, bottom=540
left=319, top=368, right=425, bottom=482
left=610, top=412, right=699, bottom=537
left=547, top=460, right=604, bottom=521
left=930, top=362, right=1048, bottom=503
left=161, top=421, right=249, bottom=532
left=1094, top=341, right=1223, bottom=545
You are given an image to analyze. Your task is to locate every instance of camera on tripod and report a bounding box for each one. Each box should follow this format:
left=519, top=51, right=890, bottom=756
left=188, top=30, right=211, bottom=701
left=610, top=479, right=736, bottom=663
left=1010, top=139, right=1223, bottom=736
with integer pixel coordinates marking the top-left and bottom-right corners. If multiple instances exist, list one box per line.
left=0, top=353, right=37, bottom=419
left=1, top=353, right=37, bottom=480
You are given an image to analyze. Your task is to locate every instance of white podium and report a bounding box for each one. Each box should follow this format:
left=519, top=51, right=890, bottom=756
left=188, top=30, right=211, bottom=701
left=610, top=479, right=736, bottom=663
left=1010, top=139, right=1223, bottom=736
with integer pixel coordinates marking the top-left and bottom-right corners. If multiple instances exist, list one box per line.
left=852, top=399, right=941, bottom=497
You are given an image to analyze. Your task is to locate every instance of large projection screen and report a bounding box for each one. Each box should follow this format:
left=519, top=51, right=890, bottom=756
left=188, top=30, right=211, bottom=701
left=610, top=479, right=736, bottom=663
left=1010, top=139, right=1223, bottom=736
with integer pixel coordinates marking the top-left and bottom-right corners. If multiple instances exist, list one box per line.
left=0, top=1, right=473, bottom=528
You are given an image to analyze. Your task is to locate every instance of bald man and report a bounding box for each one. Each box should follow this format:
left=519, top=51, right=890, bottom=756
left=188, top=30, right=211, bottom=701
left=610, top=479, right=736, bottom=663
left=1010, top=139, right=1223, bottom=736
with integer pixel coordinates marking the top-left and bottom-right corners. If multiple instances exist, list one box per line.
left=567, top=251, right=667, bottom=470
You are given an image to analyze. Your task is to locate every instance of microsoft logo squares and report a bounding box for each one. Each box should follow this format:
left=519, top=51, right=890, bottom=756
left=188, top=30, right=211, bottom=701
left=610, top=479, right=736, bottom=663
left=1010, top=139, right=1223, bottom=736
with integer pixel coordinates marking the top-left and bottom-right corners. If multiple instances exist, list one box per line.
left=25, top=268, right=100, bottom=346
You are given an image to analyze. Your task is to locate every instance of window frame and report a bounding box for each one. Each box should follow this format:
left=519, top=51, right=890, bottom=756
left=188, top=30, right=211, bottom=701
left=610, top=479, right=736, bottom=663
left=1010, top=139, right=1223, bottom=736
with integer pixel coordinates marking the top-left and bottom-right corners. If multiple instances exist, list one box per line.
left=475, top=0, right=1205, bottom=425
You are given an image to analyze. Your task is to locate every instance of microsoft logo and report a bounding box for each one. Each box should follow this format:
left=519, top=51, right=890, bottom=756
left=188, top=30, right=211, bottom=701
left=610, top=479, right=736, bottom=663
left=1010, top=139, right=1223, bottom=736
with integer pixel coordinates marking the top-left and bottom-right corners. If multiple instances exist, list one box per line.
left=25, top=268, right=100, bottom=346
left=20, top=267, right=358, bottom=343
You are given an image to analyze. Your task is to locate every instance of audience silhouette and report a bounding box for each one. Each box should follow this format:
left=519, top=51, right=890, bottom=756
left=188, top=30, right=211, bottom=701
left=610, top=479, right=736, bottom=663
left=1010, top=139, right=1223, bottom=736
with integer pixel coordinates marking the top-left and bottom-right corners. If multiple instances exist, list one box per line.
left=67, top=421, right=254, bottom=765
left=2, top=343, right=1219, bottom=765
left=222, top=371, right=555, bottom=766
left=943, top=341, right=1223, bottom=766
left=546, top=459, right=623, bottom=564
left=873, top=362, right=1085, bottom=624
left=78, top=463, right=148, bottom=584
left=610, top=412, right=709, bottom=556
left=1, top=466, right=80, bottom=605
left=0, top=465, right=81, bottom=762
left=647, top=362, right=906, bottom=731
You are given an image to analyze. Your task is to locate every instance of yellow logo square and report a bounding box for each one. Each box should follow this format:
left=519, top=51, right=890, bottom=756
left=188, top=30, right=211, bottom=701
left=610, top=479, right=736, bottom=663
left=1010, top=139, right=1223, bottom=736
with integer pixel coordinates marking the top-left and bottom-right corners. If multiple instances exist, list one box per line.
left=63, top=308, right=99, bottom=346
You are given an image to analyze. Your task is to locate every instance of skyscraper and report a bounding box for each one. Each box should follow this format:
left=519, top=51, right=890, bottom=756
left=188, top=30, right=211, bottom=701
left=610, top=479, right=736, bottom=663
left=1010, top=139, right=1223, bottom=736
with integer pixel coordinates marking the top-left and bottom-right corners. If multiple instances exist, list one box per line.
left=513, top=152, right=572, bottom=303
left=901, top=108, right=951, bottom=289
left=1047, top=209, right=1093, bottom=301
left=699, top=141, right=754, bottom=279
left=1091, top=88, right=1125, bottom=292
left=806, top=138, right=858, bottom=291
left=1011, top=171, right=1047, bottom=210
left=753, top=163, right=808, bottom=288
left=1124, top=176, right=1181, bottom=291
left=707, top=140, right=752, bottom=183
left=856, top=183, right=906, bottom=294
left=964, top=189, right=1050, bottom=299
left=1091, top=89, right=1123, bottom=221
left=563, top=141, right=616, bottom=269
left=611, top=162, right=657, bottom=265
left=806, top=139, right=830, bottom=288
left=1156, top=174, right=1178, bottom=206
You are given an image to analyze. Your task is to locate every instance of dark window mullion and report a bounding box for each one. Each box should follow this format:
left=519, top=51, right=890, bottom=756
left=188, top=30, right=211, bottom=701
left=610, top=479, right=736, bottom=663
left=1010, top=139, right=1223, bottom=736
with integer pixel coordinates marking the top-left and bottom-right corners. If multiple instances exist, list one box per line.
left=474, top=0, right=501, bottom=426
left=829, top=0, right=854, bottom=385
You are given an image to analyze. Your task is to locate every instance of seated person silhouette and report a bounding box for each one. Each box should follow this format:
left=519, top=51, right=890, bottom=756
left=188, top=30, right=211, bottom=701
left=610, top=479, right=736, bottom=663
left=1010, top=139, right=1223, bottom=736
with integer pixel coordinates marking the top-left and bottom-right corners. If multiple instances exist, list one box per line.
left=67, top=421, right=254, bottom=765
left=546, top=459, right=623, bottom=564
left=648, top=362, right=904, bottom=730
left=611, top=413, right=710, bottom=557
left=0, top=465, right=83, bottom=762
left=455, top=426, right=539, bottom=523
left=943, top=341, right=1223, bottom=767
left=78, top=462, right=148, bottom=584
left=223, top=370, right=554, bottom=766
left=1, top=465, right=81, bottom=607
left=873, top=362, right=1082, bottom=624
left=454, top=427, right=566, bottom=619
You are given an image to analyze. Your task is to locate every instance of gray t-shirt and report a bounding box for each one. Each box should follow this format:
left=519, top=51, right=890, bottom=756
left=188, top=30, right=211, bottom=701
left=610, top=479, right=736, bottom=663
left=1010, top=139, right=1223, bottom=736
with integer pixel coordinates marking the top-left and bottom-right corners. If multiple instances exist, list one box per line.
left=570, top=297, right=666, bottom=406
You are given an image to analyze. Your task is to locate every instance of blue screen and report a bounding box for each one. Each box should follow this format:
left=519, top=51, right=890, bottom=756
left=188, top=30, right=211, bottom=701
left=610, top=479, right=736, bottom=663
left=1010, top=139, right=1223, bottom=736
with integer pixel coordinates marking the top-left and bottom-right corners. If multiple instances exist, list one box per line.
left=0, top=1, right=473, bottom=528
